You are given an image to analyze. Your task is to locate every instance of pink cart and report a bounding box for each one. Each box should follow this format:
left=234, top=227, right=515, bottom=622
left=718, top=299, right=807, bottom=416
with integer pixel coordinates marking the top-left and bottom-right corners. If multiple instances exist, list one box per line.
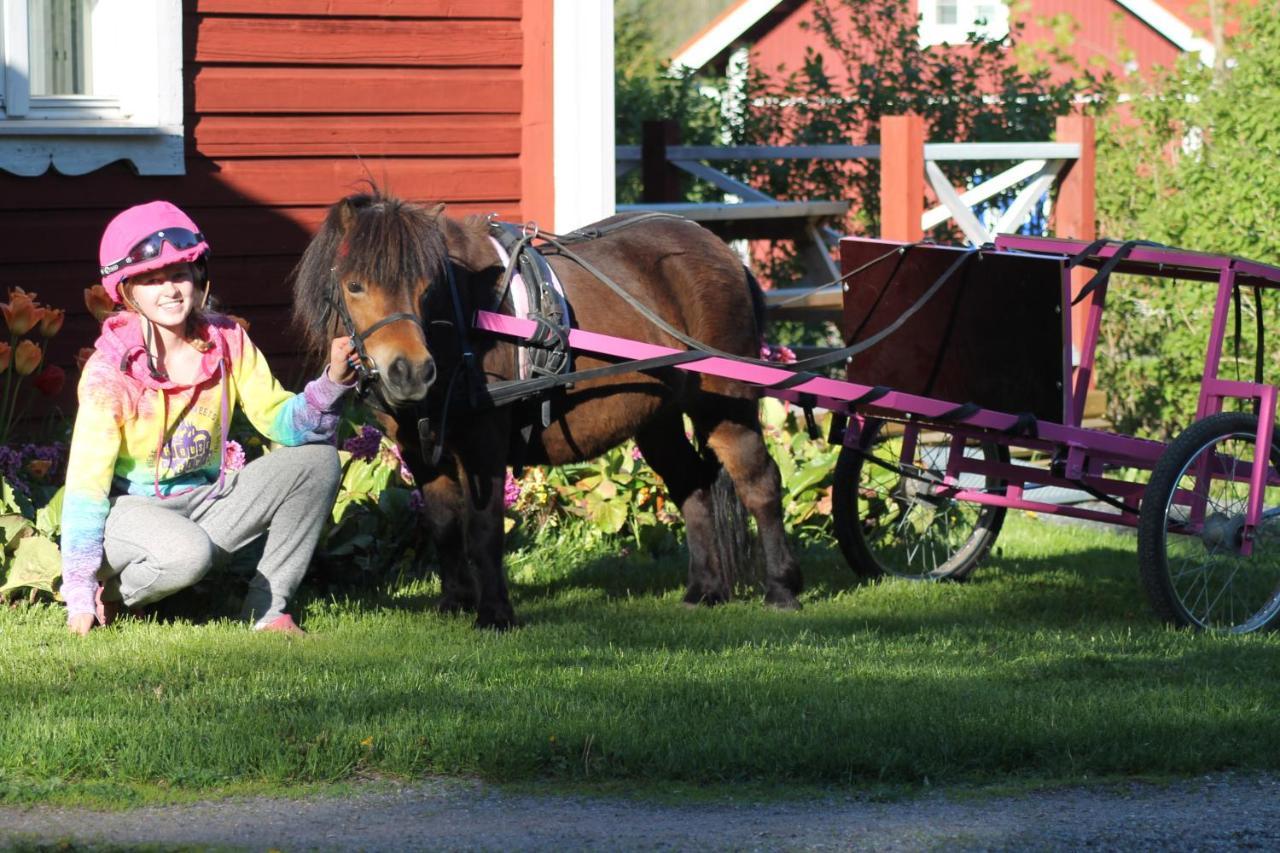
left=823, top=235, right=1280, bottom=633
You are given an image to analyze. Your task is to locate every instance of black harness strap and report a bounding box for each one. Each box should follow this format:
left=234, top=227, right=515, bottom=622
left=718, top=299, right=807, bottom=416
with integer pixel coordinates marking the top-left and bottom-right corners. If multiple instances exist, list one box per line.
left=1070, top=239, right=1166, bottom=306
left=933, top=402, right=982, bottom=423
left=479, top=349, right=711, bottom=409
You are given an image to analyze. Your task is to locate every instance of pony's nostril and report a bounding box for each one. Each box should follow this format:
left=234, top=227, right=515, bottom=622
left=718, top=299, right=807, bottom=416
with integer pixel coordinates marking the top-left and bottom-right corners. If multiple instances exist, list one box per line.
left=387, top=357, right=411, bottom=386
left=423, top=359, right=437, bottom=387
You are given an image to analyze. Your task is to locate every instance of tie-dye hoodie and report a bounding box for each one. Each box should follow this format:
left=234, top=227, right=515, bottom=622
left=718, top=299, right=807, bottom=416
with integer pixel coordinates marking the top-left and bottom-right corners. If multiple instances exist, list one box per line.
left=61, top=311, right=350, bottom=619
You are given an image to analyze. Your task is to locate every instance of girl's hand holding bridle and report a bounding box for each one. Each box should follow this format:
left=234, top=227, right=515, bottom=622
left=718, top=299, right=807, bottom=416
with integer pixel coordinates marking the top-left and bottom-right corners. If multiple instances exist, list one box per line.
left=328, top=336, right=359, bottom=385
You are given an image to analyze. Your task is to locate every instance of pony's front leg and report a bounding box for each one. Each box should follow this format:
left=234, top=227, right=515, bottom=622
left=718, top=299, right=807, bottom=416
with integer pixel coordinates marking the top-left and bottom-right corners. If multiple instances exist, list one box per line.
left=420, top=467, right=476, bottom=614
left=451, top=413, right=515, bottom=629
left=462, top=464, right=515, bottom=630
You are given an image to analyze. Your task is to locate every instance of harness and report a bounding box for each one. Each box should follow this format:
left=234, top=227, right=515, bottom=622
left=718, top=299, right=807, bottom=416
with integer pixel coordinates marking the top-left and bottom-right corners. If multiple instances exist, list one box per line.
left=336, top=211, right=1003, bottom=469
left=488, top=220, right=574, bottom=381
left=325, top=275, right=420, bottom=400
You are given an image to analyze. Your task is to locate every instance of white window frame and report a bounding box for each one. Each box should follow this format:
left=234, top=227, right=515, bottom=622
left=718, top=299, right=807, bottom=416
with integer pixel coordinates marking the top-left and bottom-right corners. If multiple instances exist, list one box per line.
left=919, top=0, right=1010, bottom=47
left=0, top=0, right=184, bottom=176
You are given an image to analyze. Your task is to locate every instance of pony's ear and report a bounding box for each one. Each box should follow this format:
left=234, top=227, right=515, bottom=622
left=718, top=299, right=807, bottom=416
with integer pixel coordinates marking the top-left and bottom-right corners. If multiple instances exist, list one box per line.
left=427, top=203, right=446, bottom=219
left=338, top=198, right=359, bottom=233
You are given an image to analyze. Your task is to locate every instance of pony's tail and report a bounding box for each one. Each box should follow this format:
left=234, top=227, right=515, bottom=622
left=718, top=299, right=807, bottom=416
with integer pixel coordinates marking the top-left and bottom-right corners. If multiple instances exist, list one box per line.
left=708, top=461, right=757, bottom=595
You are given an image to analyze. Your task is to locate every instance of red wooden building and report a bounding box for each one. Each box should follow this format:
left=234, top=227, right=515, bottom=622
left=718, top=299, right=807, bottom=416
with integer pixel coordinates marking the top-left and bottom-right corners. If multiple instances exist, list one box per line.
left=674, top=0, right=1220, bottom=84
left=0, top=0, right=613, bottom=384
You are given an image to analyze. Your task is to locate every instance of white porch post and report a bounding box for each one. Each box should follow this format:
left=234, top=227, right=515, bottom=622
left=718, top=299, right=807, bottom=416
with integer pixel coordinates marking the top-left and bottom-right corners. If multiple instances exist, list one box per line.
left=553, top=0, right=615, bottom=231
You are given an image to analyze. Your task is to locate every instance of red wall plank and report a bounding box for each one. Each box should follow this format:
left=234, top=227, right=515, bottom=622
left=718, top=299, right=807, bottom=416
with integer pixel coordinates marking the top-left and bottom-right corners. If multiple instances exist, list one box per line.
left=193, top=115, right=522, bottom=157
left=192, top=67, right=522, bottom=114
left=0, top=159, right=519, bottom=211
left=197, top=0, right=521, bottom=17
left=194, top=18, right=521, bottom=65
left=0, top=202, right=518, bottom=265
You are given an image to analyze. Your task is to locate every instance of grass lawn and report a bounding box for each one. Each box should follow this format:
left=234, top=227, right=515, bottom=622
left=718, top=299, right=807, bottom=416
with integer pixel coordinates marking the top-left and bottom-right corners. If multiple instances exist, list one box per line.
left=2, top=513, right=1279, bottom=806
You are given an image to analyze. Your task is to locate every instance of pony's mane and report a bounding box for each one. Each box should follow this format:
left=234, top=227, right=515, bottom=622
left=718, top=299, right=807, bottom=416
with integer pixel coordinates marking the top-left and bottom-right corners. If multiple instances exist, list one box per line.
left=291, top=187, right=449, bottom=362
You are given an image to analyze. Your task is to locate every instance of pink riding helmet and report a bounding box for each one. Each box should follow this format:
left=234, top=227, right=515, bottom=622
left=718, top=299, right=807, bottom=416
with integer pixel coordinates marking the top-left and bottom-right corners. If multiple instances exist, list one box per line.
left=98, top=201, right=211, bottom=303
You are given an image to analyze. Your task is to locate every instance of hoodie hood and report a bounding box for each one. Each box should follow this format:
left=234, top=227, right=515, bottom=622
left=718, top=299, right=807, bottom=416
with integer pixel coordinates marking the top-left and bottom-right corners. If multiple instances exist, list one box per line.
left=95, top=312, right=227, bottom=391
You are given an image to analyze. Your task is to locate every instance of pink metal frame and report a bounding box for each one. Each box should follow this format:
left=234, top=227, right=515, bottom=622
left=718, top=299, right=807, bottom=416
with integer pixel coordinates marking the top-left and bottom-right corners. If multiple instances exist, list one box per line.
left=472, top=235, right=1280, bottom=548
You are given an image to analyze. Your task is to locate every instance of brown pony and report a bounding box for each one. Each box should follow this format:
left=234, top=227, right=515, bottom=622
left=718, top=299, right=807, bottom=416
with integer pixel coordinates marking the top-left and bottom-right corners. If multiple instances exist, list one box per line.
left=292, top=189, right=802, bottom=628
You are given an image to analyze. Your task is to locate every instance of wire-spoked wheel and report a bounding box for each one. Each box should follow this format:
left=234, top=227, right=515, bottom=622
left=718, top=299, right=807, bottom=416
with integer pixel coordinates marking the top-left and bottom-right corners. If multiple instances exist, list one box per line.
left=832, top=418, right=1009, bottom=581
left=1138, top=411, right=1280, bottom=633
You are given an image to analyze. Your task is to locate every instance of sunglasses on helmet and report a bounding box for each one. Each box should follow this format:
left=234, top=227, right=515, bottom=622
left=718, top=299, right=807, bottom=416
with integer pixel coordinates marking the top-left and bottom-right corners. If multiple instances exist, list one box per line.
left=99, top=228, right=205, bottom=278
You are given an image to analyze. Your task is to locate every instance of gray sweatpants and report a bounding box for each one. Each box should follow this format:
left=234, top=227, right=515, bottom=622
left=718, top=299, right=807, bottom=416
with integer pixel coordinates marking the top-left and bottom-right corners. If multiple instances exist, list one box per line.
left=97, top=443, right=341, bottom=626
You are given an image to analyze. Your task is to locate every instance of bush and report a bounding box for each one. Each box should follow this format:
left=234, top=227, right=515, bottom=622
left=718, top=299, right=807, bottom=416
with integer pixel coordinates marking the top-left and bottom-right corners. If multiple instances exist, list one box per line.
left=1095, top=3, right=1280, bottom=439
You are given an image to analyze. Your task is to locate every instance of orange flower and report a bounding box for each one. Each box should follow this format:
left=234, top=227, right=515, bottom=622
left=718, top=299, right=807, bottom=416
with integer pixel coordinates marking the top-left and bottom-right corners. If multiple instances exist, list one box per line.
left=38, top=307, right=65, bottom=337
left=75, top=346, right=96, bottom=370
left=84, top=284, right=115, bottom=323
left=0, top=342, right=10, bottom=373
left=14, top=340, right=42, bottom=375
left=1, top=289, right=45, bottom=336
left=25, top=459, right=51, bottom=480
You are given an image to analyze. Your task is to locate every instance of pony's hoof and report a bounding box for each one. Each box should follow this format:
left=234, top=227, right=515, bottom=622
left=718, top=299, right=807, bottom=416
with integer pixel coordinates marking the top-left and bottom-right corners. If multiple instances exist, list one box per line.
left=764, top=588, right=803, bottom=610
left=435, top=594, right=476, bottom=615
left=683, top=586, right=731, bottom=607
left=474, top=605, right=517, bottom=631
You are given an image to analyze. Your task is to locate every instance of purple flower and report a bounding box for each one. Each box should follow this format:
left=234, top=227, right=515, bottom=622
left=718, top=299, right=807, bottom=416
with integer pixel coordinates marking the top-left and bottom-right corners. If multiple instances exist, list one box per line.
left=760, top=342, right=797, bottom=365
left=0, top=442, right=66, bottom=499
left=223, top=440, right=247, bottom=472
left=408, top=488, right=425, bottom=515
left=343, top=424, right=382, bottom=461
left=504, top=470, right=521, bottom=509
left=630, top=446, right=643, bottom=461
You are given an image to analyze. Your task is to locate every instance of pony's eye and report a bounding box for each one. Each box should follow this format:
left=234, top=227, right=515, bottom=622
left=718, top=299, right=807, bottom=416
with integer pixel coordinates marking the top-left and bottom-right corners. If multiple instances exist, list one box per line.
left=345, top=280, right=364, bottom=294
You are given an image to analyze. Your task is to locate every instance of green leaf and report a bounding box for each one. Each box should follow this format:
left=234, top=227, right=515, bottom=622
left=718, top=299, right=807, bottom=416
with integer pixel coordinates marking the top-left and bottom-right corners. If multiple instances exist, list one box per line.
left=0, top=535, right=61, bottom=597
left=0, top=515, right=33, bottom=555
left=1, top=480, right=33, bottom=520
left=36, top=487, right=64, bottom=539
left=585, top=493, right=629, bottom=534
left=786, top=461, right=832, bottom=498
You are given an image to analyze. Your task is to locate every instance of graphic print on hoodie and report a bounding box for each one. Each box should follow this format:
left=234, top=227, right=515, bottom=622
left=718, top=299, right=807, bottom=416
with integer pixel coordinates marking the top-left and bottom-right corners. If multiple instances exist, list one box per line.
left=60, top=312, right=350, bottom=619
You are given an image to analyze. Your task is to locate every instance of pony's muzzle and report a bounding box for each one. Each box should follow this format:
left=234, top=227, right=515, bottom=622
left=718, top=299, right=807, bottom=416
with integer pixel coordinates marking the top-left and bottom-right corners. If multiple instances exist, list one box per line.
left=382, top=355, right=436, bottom=405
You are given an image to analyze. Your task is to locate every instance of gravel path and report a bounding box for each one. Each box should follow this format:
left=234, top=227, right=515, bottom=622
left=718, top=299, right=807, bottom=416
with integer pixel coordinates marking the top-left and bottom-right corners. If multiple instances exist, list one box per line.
left=2, top=773, right=1278, bottom=851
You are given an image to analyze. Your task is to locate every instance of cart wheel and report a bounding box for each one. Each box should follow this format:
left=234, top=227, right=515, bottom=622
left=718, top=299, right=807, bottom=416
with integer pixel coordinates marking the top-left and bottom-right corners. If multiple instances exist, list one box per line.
left=1137, top=411, right=1280, bottom=633
left=832, top=418, right=1008, bottom=581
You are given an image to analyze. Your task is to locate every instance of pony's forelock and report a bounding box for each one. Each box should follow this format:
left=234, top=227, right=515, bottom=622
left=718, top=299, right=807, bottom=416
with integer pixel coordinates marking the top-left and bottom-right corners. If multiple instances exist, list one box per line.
left=291, top=189, right=448, bottom=364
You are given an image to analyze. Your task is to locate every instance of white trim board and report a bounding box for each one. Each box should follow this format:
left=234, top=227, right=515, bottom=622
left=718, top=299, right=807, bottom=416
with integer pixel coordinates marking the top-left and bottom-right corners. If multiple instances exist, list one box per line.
left=1113, top=0, right=1215, bottom=66
left=671, top=0, right=785, bottom=71
left=553, top=0, right=615, bottom=230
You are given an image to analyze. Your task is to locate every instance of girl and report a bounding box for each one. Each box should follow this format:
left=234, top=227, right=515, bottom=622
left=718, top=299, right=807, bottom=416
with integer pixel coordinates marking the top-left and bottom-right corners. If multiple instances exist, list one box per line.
left=63, top=200, right=358, bottom=636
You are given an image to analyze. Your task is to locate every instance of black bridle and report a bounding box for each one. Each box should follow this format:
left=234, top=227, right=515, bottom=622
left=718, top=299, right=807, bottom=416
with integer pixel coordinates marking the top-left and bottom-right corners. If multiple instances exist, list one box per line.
left=326, top=274, right=422, bottom=399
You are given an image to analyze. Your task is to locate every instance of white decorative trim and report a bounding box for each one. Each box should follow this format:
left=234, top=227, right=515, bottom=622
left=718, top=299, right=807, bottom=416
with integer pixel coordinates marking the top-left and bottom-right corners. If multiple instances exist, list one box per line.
left=1113, top=0, right=1215, bottom=66
left=553, top=0, right=614, bottom=230
left=671, top=0, right=783, bottom=72
left=0, top=0, right=185, bottom=176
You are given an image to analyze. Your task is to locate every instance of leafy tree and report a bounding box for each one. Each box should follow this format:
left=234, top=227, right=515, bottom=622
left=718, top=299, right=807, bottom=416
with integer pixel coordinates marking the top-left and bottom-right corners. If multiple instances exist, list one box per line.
left=614, top=7, right=724, bottom=202
left=733, top=0, right=1102, bottom=238
left=1095, top=2, right=1280, bottom=439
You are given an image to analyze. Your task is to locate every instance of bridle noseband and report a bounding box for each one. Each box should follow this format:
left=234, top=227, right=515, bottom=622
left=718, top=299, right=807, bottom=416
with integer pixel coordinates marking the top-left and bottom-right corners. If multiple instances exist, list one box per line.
left=326, top=275, right=422, bottom=398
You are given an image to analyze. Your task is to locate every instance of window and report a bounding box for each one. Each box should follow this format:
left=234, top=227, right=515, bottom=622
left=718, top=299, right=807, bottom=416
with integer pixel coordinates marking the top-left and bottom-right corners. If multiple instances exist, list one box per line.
left=919, top=0, right=1010, bottom=46
left=0, top=0, right=184, bottom=176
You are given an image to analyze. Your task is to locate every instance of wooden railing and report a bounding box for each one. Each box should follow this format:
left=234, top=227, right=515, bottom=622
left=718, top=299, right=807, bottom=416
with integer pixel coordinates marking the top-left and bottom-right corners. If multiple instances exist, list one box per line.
left=616, top=115, right=1098, bottom=325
